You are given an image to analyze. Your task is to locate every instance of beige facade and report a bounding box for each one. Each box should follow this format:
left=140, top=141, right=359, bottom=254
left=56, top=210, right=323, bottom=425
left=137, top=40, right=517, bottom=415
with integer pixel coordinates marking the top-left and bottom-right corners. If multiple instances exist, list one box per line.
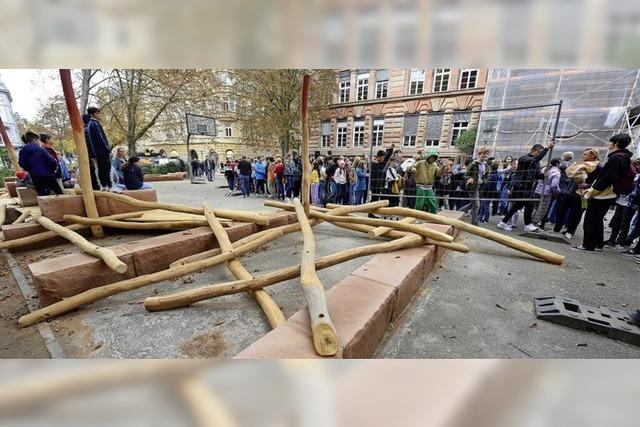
left=311, top=69, right=487, bottom=159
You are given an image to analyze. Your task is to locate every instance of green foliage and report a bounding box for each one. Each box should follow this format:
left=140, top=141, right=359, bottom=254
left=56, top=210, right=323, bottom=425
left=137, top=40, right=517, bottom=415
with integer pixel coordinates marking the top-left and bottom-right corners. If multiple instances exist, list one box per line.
left=0, top=166, right=15, bottom=185
left=454, top=127, right=478, bottom=157
left=140, top=161, right=184, bottom=175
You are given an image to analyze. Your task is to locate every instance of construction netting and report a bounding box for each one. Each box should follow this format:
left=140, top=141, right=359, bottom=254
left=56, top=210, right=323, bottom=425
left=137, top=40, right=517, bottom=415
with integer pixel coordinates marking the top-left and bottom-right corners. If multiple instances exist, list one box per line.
left=477, top=69, right=640, bottom=160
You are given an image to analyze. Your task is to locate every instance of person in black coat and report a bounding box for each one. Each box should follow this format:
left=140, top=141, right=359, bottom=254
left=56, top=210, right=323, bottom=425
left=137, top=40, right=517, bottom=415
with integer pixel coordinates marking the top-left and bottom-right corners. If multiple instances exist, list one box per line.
left=497, top=141, right=555, bottom=232
left=86, top=107, right=113, bottom=190
left=18, top=131, right=62, bottom=196
left=122, top=157, right=151, bottom=190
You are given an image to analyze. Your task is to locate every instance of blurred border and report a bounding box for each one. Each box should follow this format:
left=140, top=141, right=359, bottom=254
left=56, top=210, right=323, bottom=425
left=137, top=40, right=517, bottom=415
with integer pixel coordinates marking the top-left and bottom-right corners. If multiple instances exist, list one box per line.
left=1, top=0, right=639, bottom=68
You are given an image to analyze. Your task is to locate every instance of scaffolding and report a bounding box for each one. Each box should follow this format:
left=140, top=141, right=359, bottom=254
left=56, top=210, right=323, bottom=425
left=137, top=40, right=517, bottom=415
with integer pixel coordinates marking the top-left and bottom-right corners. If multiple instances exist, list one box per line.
left=477, top=69, right=640, bottom=160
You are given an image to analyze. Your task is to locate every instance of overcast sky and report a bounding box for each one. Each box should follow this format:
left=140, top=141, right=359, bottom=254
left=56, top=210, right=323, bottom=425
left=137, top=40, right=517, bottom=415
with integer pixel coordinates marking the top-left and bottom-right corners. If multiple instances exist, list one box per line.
left=0, top=69, right=60, bottom=121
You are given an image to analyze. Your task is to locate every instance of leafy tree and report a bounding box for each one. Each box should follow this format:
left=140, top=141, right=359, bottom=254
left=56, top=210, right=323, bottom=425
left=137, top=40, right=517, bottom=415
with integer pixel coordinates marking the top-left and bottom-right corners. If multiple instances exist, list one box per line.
left=232, top=69, right=336, bottom=155
left=454, top=127, right=478, bottom=157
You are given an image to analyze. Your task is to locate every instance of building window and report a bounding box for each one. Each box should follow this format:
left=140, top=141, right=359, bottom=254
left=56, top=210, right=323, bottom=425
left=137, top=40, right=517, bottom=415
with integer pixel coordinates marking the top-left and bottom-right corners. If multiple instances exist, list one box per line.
left=222, top=98, right=236, bottom=112
left=403, top=135, right=417, bottom=147
left=224, top=125, right=232, bottom=138
left=450, top=121, right=469, bottom=145
left=375, top=69, right=389, bottom=99
left=433, top=69, right=450, bottom=92
left=424, top=139, right=440, bottom=147
left=336, top=122, right=348, bottom=147
left=321, top=121, right=332, bottom=148
left=409, top=69, right=425, bottom=95
left=339, top=71, right=351, bottom=103
left=357, top=71, right=369, bottom=101
left=321, top=135, right=330, bottom=148
left=353, top=121, right=365, bottom=147
left=459, top=69, right=478, bottom=90
left=372, top=118, right=384, bottom=146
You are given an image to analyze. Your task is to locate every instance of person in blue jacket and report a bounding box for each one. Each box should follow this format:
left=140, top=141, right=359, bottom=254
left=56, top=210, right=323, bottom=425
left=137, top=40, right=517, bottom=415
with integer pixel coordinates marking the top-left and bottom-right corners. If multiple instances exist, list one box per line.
left=86, top=107, right=112, bottom=190
left=18, top=131, right=62, bottom=196
left=254, top=157, right=267, bottom=195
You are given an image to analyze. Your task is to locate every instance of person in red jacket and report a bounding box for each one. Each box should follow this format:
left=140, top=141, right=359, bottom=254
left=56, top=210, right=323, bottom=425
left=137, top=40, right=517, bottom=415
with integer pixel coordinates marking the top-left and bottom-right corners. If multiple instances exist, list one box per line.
left=273, top=157, right=285, bottom=200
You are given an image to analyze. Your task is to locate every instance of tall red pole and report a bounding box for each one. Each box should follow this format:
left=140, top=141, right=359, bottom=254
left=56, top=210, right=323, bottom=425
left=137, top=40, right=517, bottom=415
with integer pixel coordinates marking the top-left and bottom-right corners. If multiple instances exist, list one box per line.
left=59, top=69, right=105, bottom=239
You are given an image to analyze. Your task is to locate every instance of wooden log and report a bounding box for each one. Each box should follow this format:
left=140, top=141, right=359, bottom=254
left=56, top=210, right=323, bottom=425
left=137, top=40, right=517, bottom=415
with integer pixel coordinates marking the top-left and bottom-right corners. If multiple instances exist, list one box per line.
left=18, top=227, right=284, bottom=327
left=301, top=74, right=311, bottom=217
left=178, top=377, right=237, bottom=427
left=170, top=201, right=385, bottom=268
left=145, top=234, right=424, bottom=311
left=60, top=69, right=104, bottom=239
left=203, top=203, right=285, bottom=329
left=0, top=212, right=143, bottom=250
left=12, top=211, right=30, bottom=224
left=0, top=115, right=22, bottom=173
left=369, top=216, right=417, bottom=238
left=33, top=215, right=128, bottom=274
left=308, top=211, right=453, bottom=243
left=356, top=206, right=564, bottom=265
left=77, top=190, right=270, bottom=225
left=293, top=198, right=339, bottom=356
left=63, top=215, right=209, bottom=230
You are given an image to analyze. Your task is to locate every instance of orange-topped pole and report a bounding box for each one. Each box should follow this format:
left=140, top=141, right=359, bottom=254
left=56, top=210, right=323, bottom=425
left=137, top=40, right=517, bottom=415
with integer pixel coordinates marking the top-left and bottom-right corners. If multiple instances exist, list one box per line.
left=59, top=69, right=104, bottom=239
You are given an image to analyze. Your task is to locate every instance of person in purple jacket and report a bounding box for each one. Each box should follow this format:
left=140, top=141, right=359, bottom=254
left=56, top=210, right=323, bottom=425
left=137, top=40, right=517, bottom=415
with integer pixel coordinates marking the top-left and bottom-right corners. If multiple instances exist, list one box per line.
left=18, top=131, right=62, bottom=196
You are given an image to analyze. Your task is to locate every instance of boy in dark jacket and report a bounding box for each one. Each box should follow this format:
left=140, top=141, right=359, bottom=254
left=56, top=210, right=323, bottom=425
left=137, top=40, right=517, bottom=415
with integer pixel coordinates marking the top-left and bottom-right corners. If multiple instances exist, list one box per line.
left=18, top=131, right=62, bottom=196
left=122, top=157, right=151, bottom=190
left=86, top=107, right=112, bottom=190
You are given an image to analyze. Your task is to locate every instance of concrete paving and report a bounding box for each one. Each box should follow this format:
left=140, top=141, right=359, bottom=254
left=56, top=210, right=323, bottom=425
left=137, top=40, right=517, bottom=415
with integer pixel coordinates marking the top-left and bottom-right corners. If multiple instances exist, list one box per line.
left=377, top=215, right=640, bottom=358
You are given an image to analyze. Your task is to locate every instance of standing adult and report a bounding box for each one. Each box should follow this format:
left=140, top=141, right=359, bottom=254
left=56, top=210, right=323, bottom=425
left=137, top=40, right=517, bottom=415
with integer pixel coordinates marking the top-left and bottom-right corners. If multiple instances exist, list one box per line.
left=274, top=157, right=285, bottom=200
left=292, top=151, right=303, bottom=198
left=223, top=161, right=236, bottom=192
left=412, top=150, right=444, bottom=214
left=254, top=157, right=266, bottom=195
left=237, top=155, right=252, bottom=198
left=497, top=141, right=555, bottom=232
left=266, top=157, right=276, bottom=198
left=82, top=113, right=101, bottom=190
left=574, top=133, right=634, bottom=252
left=369, top=144, right=395, bottom=208
left=463, top=147, right=490, bottom=225
left=86, top=107, right=113, bottom=191
left=18, top=132, right=62, bottom=196
left=204, top=156, right=215, bottom=181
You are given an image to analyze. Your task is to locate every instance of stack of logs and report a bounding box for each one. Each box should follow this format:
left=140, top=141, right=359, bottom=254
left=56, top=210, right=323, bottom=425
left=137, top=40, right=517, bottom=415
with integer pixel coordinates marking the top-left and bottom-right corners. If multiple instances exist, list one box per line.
left=12, top=190, right=565, bottom=357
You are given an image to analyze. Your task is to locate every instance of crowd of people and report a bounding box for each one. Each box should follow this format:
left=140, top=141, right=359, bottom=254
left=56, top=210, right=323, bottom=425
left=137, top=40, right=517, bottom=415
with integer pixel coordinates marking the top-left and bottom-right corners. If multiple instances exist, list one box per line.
left=16, top=107, right=151, bottom=196
left=220, top=133, right=639, bottom=267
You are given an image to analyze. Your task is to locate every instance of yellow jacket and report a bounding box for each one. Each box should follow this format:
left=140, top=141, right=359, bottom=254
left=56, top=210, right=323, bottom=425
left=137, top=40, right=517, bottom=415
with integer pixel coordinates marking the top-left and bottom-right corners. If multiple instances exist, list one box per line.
left=310, top=169, right=320, bottom=184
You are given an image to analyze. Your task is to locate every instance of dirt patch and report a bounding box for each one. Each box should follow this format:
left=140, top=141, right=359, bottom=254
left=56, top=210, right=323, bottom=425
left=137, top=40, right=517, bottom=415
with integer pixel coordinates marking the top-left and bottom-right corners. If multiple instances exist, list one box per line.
left=0, top=255, right=50, bottom=358
left=180, top=330, right=225, bottom=358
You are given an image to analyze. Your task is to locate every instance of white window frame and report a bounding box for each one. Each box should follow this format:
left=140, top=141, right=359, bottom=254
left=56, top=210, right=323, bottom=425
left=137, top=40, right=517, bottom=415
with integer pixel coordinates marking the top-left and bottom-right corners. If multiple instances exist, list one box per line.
left=352, top=121, right=365, bottom=147
left=403, top=135, right=417, bottom=147
left=357, top=72, right=369, bottom=101
left=336, top=123, right=348, bottom=148
left=424, top=139, right=440, bottom=147
left=222, top=97, right=236, bottom=112
left=224, top=125, right=233, bottom=138
left=433, top=68, right=451, bottom=92
left=372, top=118, right=384, bottom=147
left=450, top=121, right=469, bottom=145
left=458, top=69, right=478, bottom=90
left=321, top=135, right=331, bottom=148
left=339, top=81, right=351, bottom=103
left=409, top=69, right=425, bottom=95
left=375, top=80, right=388, bottom=99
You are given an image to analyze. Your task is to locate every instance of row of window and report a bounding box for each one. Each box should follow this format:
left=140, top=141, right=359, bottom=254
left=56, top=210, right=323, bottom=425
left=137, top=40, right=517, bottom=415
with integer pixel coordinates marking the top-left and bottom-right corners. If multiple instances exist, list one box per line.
left=320, top=116, right=470, bottom=149
left=340, top=69, right=479, bottom=103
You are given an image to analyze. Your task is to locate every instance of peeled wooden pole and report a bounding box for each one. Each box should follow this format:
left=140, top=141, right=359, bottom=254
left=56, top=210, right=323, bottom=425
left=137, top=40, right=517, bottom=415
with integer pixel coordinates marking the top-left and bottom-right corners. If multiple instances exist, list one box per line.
left=178, top=377, right=237, bottom=427
left=0, top=204, right=6, bottom=226
left=334, top=205, right=565, bottom=265
left=293, top=198, right=339, bottom=356
left=145, top=234, right=424, bottom=311
left=0, top=115, right=21, bottom=173
left=60, top=69, right=104, bottom=239
left=203, top=203, right=285, bottom=329
left=63, top=215, right=209, bottom=230
left=18, top=227, right=283, bottom=327
left=34, top=215, right=128, bottom=274
left=77, top=190, right=269, bottom=225
left=0, top=212, right=143, bottom=250
left=301, top=74, right=311, bottom=217
left=171, top=201, right=389, bottom=268
left=12, top=211, right=30, bottom=224
left=369, top=216, right=417, bottom=238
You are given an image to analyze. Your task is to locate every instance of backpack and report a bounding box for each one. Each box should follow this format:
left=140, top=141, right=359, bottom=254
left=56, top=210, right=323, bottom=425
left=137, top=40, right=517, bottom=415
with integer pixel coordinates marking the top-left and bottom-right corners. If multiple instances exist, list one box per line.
left=559, top=167, right=578, bottom=195
left=613, top=161, right=637, bottom=195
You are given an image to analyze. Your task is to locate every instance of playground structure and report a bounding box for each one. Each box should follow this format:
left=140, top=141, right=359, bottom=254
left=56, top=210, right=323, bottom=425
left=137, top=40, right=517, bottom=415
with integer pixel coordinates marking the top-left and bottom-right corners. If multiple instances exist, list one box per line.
left=0, top=70, right=565, bottom=358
